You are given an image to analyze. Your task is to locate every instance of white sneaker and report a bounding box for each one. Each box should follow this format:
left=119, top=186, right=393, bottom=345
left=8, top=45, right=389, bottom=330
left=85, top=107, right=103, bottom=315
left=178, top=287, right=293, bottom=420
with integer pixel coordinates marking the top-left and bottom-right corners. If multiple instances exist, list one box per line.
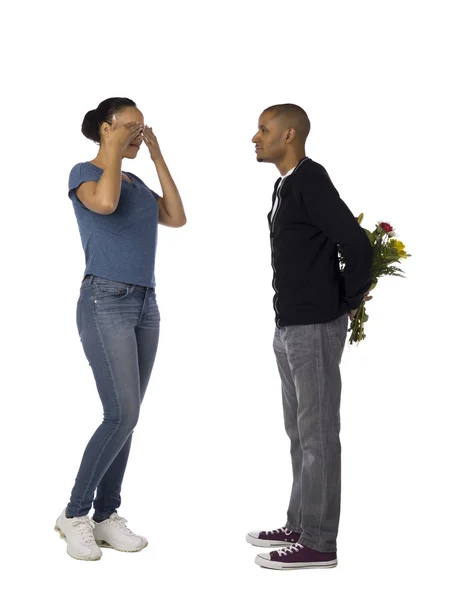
left=93, top=513, right=148, bottom=552
left=55, top=509, right=102, bottom=561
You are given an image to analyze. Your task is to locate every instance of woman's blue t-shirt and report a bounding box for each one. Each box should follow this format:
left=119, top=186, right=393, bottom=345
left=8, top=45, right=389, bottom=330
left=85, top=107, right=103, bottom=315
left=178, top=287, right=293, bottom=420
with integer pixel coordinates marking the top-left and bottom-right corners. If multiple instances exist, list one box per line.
left=68, top=162, right=159, bottom=287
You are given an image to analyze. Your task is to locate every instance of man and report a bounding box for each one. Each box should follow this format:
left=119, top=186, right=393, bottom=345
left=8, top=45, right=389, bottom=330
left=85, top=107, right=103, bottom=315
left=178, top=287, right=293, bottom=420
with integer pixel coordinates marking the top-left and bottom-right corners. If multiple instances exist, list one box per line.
left=246, top=104, right=373, bottom=570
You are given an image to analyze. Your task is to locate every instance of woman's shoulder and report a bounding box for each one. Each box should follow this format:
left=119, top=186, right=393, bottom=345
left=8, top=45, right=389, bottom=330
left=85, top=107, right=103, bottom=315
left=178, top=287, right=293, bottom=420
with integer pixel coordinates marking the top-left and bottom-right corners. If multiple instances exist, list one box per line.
left=68, top=162, right=102, bottom=192
left=69, top=161, right=101, bottom=176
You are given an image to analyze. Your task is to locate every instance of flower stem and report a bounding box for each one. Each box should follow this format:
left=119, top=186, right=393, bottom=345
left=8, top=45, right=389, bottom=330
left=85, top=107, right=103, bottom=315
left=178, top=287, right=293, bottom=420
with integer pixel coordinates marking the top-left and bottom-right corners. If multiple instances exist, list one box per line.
left=348, top=301, right=366, bottom=345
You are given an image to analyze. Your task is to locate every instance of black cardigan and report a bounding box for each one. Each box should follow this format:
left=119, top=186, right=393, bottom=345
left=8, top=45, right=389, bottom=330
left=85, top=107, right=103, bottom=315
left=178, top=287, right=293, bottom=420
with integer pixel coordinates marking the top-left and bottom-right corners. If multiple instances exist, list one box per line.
left=268, top=157, right=373, bottom=327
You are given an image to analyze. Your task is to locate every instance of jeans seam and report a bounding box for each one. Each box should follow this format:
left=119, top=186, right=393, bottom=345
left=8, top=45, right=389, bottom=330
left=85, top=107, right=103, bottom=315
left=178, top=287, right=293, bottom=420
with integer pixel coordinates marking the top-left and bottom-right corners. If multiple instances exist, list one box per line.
left=282, top=328, right=303, bottom=535
left=315, top=325, right=325, bottom=549
left=136, top=288, right=147, bottom=326
left=72, top=293, right=123, bottom=517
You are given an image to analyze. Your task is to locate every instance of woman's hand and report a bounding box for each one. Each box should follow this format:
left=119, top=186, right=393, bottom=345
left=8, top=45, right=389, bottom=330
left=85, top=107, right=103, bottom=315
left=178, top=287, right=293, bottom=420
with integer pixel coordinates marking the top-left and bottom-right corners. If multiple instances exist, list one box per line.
left=105, top=116, right=144, bottom=153
left=143, top=126, right=162, bottom=161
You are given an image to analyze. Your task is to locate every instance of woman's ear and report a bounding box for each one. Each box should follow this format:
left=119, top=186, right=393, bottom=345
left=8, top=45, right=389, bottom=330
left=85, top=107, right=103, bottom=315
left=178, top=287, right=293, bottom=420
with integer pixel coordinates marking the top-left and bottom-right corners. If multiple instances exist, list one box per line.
left=100, top=121, right=110, bottom=139
left=101, top=114, right=117, bottom=139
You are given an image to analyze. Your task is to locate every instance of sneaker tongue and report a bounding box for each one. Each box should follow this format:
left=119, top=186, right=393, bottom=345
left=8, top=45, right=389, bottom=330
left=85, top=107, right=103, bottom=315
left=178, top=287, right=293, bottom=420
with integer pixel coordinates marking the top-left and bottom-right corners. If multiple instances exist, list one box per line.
left=109, top=513, right=125, bottom=524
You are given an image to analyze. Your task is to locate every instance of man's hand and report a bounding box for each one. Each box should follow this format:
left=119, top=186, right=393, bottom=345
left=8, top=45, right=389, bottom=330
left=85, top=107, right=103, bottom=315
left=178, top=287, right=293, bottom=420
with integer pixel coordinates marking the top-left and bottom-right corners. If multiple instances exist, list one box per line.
left=349, top=291, right=373, bottom=320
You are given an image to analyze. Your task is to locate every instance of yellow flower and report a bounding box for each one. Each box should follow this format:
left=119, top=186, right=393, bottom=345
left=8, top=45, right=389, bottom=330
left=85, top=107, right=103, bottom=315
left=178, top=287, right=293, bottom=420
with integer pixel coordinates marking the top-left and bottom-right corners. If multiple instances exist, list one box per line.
left=391, top=239, right=408, bottom=258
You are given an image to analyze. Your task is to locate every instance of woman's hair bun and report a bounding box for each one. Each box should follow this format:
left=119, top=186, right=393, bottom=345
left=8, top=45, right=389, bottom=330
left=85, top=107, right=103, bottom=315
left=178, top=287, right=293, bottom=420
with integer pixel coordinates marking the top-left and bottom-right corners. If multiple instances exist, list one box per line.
left=81, top=108, right=101, bottom=143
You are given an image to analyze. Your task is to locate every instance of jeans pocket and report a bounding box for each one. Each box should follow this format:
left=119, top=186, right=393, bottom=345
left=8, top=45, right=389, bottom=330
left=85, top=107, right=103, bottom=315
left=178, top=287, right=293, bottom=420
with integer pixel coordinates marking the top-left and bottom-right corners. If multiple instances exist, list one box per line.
left=93, top=285, right=131, bottom=302
left=327, top=315, right=348, bottom=359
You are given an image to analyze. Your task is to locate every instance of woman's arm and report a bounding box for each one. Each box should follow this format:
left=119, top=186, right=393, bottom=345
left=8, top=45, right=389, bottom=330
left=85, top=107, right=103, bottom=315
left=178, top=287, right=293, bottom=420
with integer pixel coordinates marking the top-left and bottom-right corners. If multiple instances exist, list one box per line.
left=143, top=126, right=186, bottom=228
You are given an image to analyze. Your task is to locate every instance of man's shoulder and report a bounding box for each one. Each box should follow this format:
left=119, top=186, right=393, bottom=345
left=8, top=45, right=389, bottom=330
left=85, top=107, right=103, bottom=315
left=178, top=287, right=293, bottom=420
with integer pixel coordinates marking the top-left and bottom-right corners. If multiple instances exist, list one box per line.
left=292, top=158, right=333, bottom=186
left=297, top=158, right=327, bottom=175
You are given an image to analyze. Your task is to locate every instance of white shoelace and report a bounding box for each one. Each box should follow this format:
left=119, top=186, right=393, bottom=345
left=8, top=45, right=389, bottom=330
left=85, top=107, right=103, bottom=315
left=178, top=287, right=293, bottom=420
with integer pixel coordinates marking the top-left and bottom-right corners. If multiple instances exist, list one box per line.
left=71, top=517, right=96, bottom=546
left=278, top=542, right=304, bottom=557
left=264, top=527, right=293, bottom=536
left=109, top=514, right=135, bottom=535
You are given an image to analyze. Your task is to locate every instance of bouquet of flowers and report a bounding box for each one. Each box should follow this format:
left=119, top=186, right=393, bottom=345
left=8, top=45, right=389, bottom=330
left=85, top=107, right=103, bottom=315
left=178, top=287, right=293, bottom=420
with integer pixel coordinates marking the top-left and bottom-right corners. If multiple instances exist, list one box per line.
left=339, top=214, right=411, bottom=345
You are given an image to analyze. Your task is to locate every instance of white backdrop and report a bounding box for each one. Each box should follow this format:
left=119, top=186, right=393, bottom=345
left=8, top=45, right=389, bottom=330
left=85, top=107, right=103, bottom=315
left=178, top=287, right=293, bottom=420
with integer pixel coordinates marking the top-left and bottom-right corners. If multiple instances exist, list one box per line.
left=1, top=0, right=447, bottom=598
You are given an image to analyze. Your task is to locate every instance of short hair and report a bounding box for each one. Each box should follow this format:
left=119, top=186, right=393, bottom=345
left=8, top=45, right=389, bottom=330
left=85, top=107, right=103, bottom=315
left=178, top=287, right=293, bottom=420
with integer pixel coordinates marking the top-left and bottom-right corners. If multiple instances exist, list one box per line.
left=81, top=97, right=137, bottom=144
left=264, top=103, right=310, bottom=142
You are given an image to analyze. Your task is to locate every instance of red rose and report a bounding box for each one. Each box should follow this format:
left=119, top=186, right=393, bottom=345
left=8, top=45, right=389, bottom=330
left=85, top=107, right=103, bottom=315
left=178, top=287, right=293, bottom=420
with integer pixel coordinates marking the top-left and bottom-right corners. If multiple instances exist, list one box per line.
left=379, top=222, right=393, bottom=233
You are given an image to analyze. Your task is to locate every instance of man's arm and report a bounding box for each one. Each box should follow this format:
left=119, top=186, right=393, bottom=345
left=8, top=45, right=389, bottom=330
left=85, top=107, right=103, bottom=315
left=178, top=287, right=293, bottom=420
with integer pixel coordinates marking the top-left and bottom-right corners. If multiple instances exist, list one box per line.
left=300, top=166, right=374, bottom=310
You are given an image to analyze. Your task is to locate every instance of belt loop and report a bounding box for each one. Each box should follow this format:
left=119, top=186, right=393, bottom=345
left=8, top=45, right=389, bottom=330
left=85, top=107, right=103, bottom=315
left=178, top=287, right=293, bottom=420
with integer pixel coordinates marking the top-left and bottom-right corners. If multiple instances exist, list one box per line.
left=88, top=274, right=94, bottom=285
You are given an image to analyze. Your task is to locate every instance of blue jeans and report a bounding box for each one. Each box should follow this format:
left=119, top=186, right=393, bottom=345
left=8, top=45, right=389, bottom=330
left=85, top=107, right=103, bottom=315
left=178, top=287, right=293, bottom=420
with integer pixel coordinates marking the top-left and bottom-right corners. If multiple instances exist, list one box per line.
left=66, top=275, right=160, bottom=519
left=273, top=313, right=348, bottom=552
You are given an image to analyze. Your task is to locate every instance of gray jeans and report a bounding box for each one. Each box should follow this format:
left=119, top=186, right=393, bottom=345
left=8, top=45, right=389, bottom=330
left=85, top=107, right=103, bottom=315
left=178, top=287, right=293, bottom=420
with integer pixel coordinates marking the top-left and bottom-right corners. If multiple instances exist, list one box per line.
left=273, top=312, right=349, bottom=552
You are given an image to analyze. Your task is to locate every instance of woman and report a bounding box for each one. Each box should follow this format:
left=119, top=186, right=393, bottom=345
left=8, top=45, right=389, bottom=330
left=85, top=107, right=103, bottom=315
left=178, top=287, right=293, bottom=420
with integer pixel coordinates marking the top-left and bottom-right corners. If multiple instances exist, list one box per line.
left=55, top=97, right=186, bottom=561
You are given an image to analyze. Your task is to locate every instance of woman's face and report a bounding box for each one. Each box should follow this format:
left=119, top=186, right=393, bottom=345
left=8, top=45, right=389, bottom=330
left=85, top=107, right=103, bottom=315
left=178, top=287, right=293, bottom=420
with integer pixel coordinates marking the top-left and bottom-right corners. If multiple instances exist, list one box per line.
left=105, top=106, right=145, bottom=159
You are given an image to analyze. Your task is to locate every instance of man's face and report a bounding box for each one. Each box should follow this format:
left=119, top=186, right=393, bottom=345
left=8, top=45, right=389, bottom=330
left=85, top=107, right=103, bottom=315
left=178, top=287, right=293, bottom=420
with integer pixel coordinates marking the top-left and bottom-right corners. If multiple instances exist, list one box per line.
left=251, top=111, right=287, bottom=164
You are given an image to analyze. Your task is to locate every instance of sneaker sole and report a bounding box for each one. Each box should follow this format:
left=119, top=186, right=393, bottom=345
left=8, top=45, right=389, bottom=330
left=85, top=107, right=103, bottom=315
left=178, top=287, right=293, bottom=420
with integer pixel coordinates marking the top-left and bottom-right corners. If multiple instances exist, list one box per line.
left=255, top=554, right=338, bottom=570
left=95, top=539, right=148, bottom=552
left=54, top=525, right=102, bottom=561
left=246, top=533, right=295, bottom=548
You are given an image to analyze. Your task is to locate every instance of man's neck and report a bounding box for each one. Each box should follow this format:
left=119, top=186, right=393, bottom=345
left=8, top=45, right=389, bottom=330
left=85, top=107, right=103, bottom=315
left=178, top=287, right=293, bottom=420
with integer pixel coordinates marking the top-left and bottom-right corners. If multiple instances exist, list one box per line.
left=277, top=151, right=306, bottom=176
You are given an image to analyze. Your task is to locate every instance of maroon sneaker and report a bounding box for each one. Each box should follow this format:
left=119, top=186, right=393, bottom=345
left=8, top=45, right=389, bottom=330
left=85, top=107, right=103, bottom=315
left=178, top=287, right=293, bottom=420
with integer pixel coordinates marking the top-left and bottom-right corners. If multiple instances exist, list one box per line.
left=246, top=527, right=301, bottom=548
left=255, top=543, right=337, bottom=570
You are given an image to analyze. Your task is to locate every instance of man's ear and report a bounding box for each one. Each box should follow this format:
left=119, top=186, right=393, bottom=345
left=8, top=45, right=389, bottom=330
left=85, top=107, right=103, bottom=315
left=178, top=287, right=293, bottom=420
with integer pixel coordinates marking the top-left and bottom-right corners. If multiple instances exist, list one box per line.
left=285, top=127, right=296, bottom=144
